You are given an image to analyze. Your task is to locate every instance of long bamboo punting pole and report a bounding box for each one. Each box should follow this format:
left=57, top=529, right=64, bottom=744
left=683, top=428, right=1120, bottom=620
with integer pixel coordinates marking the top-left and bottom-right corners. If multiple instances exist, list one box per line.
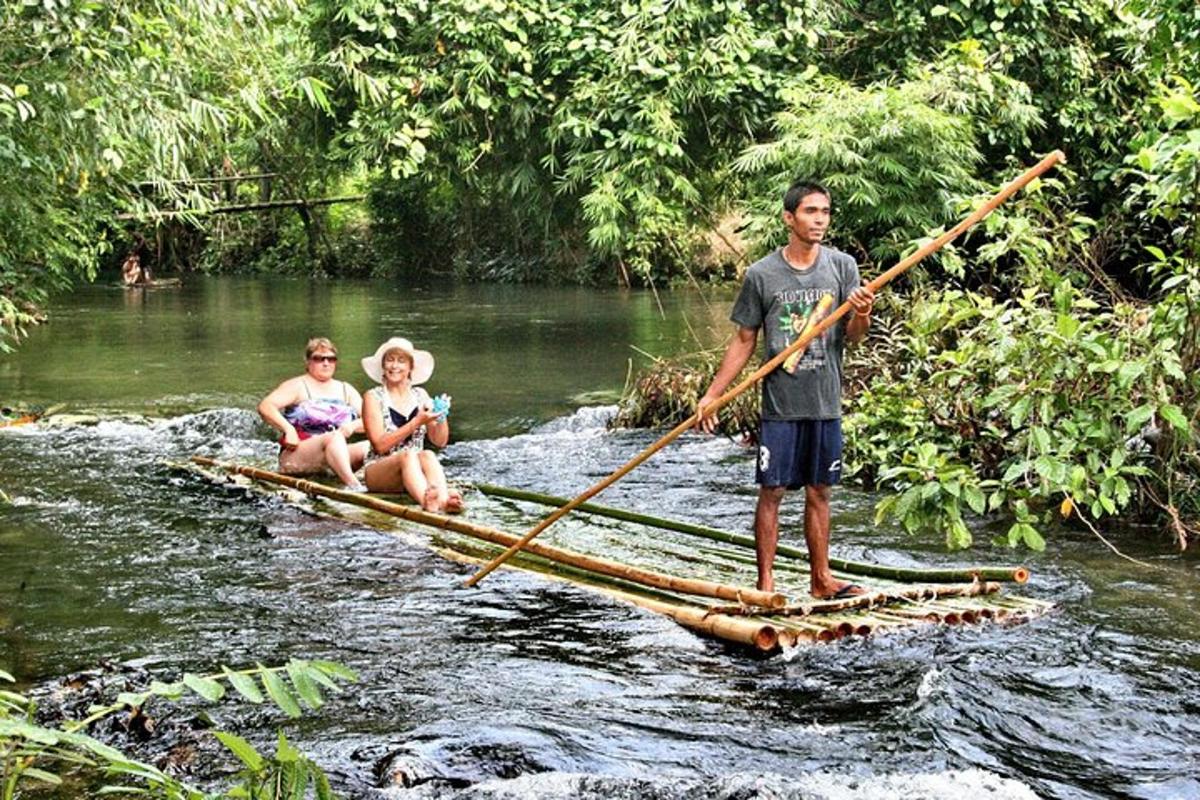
left=190, top=457, right=786, bottom=609
left=464, top=150, right=1065, bottom=588
left=477, top=483, right=1029, bottom=584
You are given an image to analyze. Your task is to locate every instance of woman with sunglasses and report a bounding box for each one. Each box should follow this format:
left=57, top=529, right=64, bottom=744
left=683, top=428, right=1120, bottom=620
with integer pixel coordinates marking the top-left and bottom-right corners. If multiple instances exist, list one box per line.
left=257, top=337, right=370, bottom=491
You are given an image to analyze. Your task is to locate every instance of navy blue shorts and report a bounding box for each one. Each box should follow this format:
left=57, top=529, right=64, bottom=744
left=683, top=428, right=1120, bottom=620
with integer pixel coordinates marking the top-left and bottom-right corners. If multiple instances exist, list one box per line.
left=756, top=418, right=843, bottom=488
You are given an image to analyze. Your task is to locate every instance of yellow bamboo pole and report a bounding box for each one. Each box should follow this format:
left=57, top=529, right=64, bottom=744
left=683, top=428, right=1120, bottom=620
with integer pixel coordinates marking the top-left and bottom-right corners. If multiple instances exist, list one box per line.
left=190, top=457, right=786, bottom=609
left=465, top=150, right=1067, bottom=587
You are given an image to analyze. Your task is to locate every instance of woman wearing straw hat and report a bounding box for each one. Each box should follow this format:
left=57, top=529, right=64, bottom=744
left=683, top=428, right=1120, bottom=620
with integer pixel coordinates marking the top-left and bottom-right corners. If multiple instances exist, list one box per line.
left=257, top=337, right=370, bottom=491
left=361, top=337, right=464, bottom=513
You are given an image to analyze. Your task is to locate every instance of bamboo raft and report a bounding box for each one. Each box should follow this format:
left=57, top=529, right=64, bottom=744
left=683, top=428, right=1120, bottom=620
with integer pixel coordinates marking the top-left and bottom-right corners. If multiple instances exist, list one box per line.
left=0, top=404, right=66, bottom=429
left=187, top=457, right=1051, bottom=653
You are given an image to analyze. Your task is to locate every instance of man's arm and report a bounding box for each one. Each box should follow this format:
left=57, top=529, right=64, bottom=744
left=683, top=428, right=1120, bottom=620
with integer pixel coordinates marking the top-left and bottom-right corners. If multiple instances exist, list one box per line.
left=845, top=283, right=875, bottom=344
left=695, top=325, right=759, bottom=434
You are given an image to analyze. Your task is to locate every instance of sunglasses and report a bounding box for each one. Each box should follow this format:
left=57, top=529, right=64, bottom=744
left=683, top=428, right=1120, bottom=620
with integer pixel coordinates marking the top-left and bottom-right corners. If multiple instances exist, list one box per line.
left=309, top=355, right=338, bottom=364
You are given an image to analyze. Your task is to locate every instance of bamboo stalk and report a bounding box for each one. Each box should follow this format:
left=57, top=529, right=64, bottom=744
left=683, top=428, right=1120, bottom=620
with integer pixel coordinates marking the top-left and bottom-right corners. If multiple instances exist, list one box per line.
left=422, top=529, right=781, bottom=651
left=707, top=581, right=1004, bottom=620
left=871, top=608, right=945, bottom=625
left=464, top=152, right=1065, bottom=587
left=190, top=457, right=785, bottom=609
left=477, top=483, right=1030, bottom=584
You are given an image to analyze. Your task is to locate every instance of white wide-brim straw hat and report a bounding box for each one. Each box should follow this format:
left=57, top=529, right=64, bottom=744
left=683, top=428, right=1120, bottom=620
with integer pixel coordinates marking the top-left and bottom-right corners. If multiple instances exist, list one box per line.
left=362, top=337, right=435, bottom=385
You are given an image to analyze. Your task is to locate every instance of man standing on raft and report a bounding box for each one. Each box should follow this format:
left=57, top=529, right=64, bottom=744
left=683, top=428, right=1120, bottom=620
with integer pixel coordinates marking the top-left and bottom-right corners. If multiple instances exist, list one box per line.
left=696, top=180, right=874, bottom=598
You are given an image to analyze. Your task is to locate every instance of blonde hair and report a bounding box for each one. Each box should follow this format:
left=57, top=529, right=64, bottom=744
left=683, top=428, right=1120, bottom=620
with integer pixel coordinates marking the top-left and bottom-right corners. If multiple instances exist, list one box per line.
left=304, top=337, right=338, bottom=360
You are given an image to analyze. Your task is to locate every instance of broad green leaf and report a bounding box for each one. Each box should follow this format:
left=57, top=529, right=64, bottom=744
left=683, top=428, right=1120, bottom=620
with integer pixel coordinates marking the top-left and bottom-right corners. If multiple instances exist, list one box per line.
left=947, top=519, right=972, bottom=549
left=963, top=484, right=986, bottom=515
left=182, top=673, right=225, bottom=702
left=0, top=669, right=13, bottom=682
left=286, top=660, right=324, bottom=709
left=1159, top=404, right=1190, bottom=433
left=223, top=667, right=264, bottom=704
left=149, top=680, right=184, bottom=700
left=214, top=731, right=265, bottom=771
left=1116, top=361, right=1145, bottom=387
left=1001, top=461, right=1027, bottom=482
left=259, top=664, right=302, bottom=718
left=1124, top=404, right=1155, bottom=432
left=310, top=660, right=359, bottom=683
left=1021, top=525, right=1046, bottom=551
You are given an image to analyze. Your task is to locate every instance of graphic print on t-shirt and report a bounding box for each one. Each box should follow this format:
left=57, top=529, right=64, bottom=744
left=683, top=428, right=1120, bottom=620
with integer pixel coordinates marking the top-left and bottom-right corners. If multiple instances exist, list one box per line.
left=775, top=288, right=834, bottom=373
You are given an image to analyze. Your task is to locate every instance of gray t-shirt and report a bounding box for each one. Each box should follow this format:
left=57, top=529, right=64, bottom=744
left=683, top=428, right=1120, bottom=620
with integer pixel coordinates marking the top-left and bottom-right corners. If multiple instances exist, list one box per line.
left=730, top=246, right=860, bottom=420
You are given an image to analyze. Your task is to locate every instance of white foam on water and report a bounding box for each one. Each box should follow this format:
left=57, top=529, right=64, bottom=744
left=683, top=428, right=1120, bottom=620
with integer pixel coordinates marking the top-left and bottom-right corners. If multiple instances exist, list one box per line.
left=378, top=767, right=1041, bottom=799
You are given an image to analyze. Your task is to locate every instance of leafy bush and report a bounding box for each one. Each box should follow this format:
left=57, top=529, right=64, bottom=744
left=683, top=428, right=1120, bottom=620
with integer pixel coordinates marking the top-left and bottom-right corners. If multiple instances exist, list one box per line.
left=0, top=661, right=355, bottom=800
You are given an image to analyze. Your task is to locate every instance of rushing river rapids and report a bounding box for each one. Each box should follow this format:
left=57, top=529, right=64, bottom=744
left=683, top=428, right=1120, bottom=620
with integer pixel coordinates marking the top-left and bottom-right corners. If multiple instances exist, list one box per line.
left=3, top=279, right=1200, bottom=799
left=2, top=408, right=1199, bottom=800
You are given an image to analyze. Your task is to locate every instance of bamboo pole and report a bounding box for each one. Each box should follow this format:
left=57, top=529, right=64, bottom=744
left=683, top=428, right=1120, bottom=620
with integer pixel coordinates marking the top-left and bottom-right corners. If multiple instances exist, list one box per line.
left=419, top=527, right=782, bottom=651
left=190, top=457, right=785, bottom=609
left=704, top=580, right=1003, bottom=618
left=478, top=483, right=1030, bottom=584
left=465, top=152, right=1065, bottom=587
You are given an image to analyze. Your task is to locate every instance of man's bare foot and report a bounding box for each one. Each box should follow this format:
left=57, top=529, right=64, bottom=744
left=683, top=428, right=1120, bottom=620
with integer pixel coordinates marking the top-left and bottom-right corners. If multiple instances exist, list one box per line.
left=811, top=582, right=868, bottom=601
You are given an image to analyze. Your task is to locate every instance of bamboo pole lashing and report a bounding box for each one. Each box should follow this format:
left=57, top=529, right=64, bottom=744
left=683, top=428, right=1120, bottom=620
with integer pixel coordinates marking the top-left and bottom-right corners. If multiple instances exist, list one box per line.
left=190, top=457, right=785, bottom=609
left=464, top=151, right=1065, bottom=588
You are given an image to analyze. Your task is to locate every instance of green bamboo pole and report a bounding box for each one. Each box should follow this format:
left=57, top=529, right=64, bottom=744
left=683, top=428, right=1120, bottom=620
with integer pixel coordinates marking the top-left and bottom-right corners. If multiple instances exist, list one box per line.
left=463, top=152, right=1065, bottom=588
left=477, top=483, right=1030, bottom=584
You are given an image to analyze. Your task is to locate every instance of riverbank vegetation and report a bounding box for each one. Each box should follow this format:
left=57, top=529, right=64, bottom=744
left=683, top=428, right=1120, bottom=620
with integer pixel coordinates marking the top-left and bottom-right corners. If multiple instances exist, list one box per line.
left=0, top=661, right=354, bottom=798
left=1, top=0, right=1196, bottom=546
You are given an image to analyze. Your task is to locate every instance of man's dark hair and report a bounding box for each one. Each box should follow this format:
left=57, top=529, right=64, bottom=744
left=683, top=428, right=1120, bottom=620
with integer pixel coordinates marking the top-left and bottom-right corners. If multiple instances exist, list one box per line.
left=783, top=180, right=831, bottom=213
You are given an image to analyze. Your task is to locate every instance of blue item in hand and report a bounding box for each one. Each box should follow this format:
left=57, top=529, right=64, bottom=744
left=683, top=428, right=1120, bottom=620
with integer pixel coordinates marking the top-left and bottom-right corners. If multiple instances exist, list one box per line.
left=431, top=394, right=451, bottom=421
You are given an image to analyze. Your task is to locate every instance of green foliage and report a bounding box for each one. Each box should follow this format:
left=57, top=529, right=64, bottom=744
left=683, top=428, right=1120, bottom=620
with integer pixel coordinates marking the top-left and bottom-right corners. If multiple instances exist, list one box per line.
left=0, top=661, right=356, bottom=800
left=306, top=0, right=840, bottom=282
left=848, top=278, right=1188, bottom=549
left=613, top=348, right=760, bottom=437
left=732, top=68, right=984, bottom=263
left=0, top=0, right=322, bottom=347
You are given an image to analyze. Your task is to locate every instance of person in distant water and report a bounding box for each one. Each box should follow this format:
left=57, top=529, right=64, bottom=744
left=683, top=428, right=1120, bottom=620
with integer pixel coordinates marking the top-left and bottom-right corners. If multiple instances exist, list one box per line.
left=121, top=233, right=153, bottom=286
left=258, top=337, right=370, bottom=491
left=695, top=180, right=875, bottom=598
left=122, top=253, right=152, bottom=287
left=360, top=337, right=464, bottom=513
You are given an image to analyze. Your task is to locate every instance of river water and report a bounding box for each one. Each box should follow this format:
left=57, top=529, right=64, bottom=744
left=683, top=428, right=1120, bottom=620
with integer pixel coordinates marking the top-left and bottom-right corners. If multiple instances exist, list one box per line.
left=1, top=278, right=1197, bottom=800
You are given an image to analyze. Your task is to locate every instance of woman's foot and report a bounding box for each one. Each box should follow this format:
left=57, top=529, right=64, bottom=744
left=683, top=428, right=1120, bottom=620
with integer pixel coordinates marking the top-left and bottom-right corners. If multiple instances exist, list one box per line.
left=444, top=489, right=465, bottom=514
left=344, top=481, right=369, bottom=494
left=422, top=486, right=441, bottom=511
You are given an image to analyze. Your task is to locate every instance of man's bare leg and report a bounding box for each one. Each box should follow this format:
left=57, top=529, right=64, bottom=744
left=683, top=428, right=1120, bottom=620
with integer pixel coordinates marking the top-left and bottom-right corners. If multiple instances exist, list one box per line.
left=805, top=484, right=839, bottom=598
left=754, top=486, right=786, bottom=591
